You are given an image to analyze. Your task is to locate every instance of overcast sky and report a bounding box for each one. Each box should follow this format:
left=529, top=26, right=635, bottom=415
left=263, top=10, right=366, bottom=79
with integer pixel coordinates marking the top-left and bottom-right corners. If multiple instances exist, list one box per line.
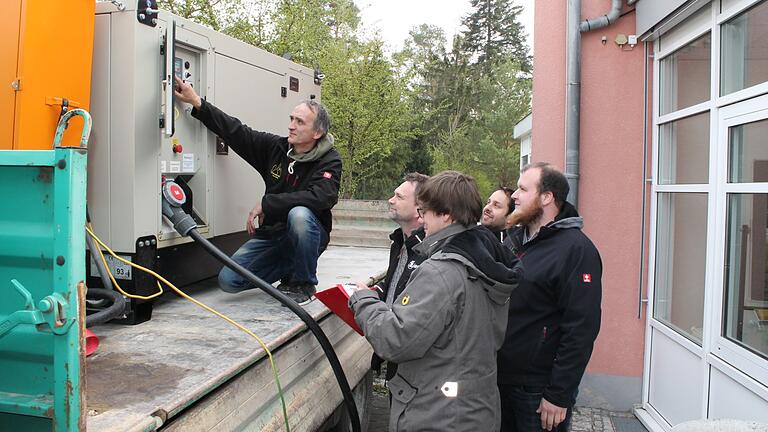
left=353, top=0, right=535, bottom=54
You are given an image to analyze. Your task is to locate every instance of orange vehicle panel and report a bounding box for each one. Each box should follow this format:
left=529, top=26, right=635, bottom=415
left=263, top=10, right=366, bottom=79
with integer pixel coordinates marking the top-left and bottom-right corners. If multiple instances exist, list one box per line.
left=0, top=1, right=22, bottom=150
left=4, top=1, right=95, bottom=149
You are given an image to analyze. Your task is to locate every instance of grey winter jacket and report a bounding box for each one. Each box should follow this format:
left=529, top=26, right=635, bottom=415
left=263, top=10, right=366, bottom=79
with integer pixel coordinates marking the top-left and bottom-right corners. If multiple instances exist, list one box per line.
left=350, top=224, right=522, bottom=431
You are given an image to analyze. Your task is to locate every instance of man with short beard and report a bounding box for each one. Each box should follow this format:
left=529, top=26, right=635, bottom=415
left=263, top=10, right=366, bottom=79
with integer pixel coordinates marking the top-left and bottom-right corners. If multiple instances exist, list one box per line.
left=499, top=162, right=602, bottom=432
left=481, top=187, right=515, bottom=242
left=370, top=172, right=428, bottom=382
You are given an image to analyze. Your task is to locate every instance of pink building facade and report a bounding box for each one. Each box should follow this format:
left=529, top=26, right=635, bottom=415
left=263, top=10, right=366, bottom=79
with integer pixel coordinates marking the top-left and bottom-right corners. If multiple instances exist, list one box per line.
left=530, top=1, right=768, bottom=430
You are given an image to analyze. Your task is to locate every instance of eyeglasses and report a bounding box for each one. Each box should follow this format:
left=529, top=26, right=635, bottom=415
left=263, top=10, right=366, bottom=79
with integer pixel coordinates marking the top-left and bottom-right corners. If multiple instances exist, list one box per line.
left=416, top=207, right=426, bottom=218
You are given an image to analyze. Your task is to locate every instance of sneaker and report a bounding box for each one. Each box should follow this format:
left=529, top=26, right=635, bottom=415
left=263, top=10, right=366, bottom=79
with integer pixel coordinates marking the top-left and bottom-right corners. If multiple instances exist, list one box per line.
left=283, top=283, right=316, bottom=306
left=276, top=281, right=293, bottom=294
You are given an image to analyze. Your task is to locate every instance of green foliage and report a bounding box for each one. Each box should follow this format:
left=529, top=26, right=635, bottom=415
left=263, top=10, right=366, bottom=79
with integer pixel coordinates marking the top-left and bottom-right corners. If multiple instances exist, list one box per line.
left=322, top=39, right=414, bottom=198
left=160, top=0, right=532, bottom=200
left=462, top=0, right=531, bottom=72
left=400, top=15, right=531, bottom=197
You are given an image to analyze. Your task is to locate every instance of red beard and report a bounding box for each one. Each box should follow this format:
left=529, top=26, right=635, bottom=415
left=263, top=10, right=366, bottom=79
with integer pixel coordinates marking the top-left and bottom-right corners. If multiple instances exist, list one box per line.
left=508, top=197, right=544, bottom=227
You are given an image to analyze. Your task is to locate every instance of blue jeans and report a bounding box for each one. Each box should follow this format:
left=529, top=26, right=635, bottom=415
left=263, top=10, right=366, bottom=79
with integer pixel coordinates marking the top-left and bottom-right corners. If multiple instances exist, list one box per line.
left=499, top=384, right=573, bottom=432
left=218, top=206, right=328, bottom=292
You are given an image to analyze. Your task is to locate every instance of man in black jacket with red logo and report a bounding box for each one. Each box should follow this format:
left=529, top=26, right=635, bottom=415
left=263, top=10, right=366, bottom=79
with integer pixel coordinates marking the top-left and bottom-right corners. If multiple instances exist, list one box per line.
left=174, top=77, right=341, bottom=305
left=499, top=162, right=602, bottom=431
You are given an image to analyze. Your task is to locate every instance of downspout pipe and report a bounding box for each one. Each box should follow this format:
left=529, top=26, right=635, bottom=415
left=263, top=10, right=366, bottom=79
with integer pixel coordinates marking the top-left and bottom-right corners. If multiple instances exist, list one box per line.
left=566, top=0, right=623, bottom=208
left=580, top=0, right=624, bottom=32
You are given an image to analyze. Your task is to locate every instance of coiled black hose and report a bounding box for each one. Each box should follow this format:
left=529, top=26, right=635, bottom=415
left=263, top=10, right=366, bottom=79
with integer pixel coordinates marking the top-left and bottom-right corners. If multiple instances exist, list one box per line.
left=85, top=288, right=126, bottom=327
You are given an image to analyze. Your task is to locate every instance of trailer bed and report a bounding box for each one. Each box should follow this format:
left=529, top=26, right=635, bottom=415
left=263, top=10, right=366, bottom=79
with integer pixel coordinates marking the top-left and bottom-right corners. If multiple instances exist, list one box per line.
left=85, top=246, right=387, bottom=432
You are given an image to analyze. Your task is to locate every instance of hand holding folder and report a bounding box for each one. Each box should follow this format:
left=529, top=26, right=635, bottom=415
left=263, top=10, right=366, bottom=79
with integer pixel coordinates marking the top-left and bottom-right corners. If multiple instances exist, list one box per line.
left=316, top=283, right=375, bottom=336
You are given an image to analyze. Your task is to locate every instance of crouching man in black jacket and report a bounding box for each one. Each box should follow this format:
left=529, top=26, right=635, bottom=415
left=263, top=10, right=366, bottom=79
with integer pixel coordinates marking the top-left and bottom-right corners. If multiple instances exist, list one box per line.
left=174, top=77, right=341, bottom=305
left=499, top=162, right=602, bottom=431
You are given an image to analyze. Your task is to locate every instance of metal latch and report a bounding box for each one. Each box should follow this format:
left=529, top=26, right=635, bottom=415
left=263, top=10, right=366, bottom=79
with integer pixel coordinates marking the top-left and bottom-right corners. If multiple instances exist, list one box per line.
left=0, top=280, right=75, bottom=340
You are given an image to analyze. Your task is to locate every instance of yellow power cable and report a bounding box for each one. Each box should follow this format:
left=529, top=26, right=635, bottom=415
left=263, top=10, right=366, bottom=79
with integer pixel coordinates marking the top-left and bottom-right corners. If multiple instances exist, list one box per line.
left=85, top=225, right=292, bottom=432
left=88, top=223, right=164, bottom=301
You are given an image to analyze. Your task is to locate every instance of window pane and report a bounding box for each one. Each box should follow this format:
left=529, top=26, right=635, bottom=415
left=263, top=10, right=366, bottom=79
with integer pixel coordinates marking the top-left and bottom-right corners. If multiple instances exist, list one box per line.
left=728, top=118, right=768, bottom=182
left=721, top=1, right=768, bottom=95
left=724, top=194, right=768, bottom=360
left=654, top=193, right=708, bottom=343
left=658, top=112, right=710, bottom=184
left=660, top=33, right=712, bottom=115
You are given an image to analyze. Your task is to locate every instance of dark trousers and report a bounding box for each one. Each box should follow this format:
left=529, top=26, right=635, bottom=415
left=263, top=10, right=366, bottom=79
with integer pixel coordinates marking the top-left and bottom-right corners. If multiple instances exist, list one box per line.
left=499, top=384, right=573, bottom=432
left=217, top=206, right=327, bottom=291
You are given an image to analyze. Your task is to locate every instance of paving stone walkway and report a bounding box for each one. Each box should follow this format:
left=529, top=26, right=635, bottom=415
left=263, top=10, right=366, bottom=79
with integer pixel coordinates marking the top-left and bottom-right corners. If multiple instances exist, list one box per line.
left=572, top=407, right=646, bottom=432
left=368, top=376, right=647, bottom=432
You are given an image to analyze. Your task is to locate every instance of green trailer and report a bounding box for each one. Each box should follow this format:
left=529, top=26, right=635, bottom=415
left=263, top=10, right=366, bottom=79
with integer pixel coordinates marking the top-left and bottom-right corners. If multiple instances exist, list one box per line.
left=0, top=110, right=91, bottom=431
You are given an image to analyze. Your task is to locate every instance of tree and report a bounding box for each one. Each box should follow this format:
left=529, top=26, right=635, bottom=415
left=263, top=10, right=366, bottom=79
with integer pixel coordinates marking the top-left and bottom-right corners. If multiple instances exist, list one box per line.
left=395, top=2, right=532, bottom=198
left=323, top=40, right=414, bottom=198
left=158, top=0, right=274, bottom=46
left=268, top=0, right=360, bottom=65
left=461, top=0, right=531, bottom=72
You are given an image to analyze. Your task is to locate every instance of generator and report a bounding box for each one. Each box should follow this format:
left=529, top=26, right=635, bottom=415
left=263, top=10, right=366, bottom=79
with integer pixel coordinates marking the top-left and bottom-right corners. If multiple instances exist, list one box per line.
left=87, top=2, right=322, bottom=323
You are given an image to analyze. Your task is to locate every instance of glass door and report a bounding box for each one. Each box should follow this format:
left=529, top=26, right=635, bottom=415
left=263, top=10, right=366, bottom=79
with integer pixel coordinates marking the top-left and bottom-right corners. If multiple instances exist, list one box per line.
left=712, top=94, right=768, bottom=388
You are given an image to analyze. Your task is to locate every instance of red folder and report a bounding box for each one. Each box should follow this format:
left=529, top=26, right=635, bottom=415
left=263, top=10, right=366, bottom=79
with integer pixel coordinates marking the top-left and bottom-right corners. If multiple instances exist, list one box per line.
left=316, top=283, right=366, bottom=336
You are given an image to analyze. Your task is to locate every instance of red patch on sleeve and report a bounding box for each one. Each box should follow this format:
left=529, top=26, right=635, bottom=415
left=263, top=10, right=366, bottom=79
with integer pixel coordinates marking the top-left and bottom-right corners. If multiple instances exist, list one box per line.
left=323, top=171, right=332, bottom=179
left=583, top=274, right=592, bottom=283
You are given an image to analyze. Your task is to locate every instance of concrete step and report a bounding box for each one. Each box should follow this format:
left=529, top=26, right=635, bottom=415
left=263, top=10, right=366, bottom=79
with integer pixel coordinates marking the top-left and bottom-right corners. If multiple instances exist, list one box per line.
left=330, top=234, right=391, bottom=248
left=332, top=208, right=393, bottom=220
left=330, top=225, right=393, bottom=248
left=333, top=214, right=396, bottom=230
left=334, top=199, right=390, bottom=212
left=332, top=199, right=397, bottom=230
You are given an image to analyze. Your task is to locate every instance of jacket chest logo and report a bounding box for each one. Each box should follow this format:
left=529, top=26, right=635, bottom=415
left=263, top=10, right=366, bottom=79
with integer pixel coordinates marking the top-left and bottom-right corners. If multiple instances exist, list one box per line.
left=270, top=164, right=282, bottom=179
left=401, top=295, right=410, bottom=305
left=407, top=260, right=418, bottom=270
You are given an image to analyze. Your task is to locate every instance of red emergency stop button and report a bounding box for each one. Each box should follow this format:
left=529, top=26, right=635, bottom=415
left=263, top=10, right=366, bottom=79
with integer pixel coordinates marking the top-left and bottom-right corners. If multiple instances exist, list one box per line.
left=173, top=143, right=183, bottom=153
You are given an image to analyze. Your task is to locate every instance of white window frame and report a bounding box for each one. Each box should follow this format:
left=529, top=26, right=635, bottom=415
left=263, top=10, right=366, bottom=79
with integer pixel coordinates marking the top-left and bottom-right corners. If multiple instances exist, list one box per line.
left=643, top=0, right=768, bottom=427
left=710, top=93, right=768, bottom=387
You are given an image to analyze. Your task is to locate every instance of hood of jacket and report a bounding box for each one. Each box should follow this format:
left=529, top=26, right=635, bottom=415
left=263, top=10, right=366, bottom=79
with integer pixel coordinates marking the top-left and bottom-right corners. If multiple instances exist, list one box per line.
left=287, top=133, right=335, bottom=163
left=549, top=201, right=583, bottom=230
left=416, top=224, right=522, bottom=304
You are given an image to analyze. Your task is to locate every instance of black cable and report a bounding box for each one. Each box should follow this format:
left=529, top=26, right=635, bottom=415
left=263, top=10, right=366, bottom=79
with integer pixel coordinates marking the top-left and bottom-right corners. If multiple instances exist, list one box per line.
left=85, top=288, right=126, bottom=327
left=187, top=228, right=361, bottom=432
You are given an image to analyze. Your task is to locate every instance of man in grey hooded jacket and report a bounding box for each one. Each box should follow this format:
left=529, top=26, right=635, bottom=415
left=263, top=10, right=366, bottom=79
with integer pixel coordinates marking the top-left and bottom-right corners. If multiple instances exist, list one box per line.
left=349, top=171, right=522, bottom=431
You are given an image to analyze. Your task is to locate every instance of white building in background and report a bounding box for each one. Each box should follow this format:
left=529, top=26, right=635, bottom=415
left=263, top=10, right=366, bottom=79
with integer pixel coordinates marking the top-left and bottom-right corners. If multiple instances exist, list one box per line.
left=513, top=113, right=532, bottom=169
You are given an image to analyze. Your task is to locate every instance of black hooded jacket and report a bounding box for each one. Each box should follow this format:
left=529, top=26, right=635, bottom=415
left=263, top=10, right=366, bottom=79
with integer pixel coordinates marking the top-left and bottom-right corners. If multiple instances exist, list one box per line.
left=498, top=202, right=602, bottom=409
left=379, top=226, right=427, bottom=302
left=372, top=226, right=427, bottom=379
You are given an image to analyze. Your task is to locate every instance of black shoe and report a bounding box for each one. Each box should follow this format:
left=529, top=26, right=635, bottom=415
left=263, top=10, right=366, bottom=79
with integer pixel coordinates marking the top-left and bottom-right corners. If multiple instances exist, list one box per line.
left=283, top=283, right=316, bottom=306
left=276, top=281, right=294, bottom=294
